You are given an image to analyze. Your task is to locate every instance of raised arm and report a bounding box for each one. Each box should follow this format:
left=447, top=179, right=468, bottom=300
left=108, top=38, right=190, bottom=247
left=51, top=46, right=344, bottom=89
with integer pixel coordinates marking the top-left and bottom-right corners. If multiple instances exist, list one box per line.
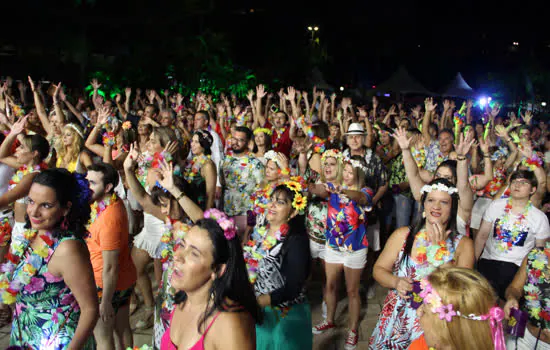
left=422, top=97, right=437, bottom=145
left=85, top=108, right=110, bottom=157
left=455, top=134, right=475, bottom=218
left=393, top=127, right=425, bottom=201
left=0, top=116, right=27, bottom=168
left=28, top=76, right=52, bottom=136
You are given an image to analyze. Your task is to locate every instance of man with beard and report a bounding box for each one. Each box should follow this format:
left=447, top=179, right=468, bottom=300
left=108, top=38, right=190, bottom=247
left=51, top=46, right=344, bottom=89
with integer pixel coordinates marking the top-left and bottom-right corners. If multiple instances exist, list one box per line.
left=86, top=162, right=136, bottom=350
left=220, top=126, right=264, bottom=236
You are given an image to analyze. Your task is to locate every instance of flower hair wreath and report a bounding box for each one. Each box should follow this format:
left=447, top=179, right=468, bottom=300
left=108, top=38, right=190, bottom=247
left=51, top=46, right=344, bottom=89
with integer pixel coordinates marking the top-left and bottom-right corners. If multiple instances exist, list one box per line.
left=277, top=179, right=308, bottom=214
left=419, top=279, right=506, bottom=349
left=344, top=156, right=367, bottom=174
left=321, top=149, right=342, bottom=163
left=253, top=127, right=273, bottom=136
left=264, top=150, right=290, bottom=176
left=420, top=183, right=458, bottom=196
left=204, top=209, right=237, bottom=240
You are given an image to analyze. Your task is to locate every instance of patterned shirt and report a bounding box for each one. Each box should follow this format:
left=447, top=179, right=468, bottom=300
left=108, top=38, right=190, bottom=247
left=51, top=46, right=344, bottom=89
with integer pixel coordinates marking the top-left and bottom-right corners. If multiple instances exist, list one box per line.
left=326, top=184, right=374, bottom=252
left=389, top=154, right=411, bottom=198
left=221, top=153, right=265, bottom=216
left=424, top=140, right=448, bottom=172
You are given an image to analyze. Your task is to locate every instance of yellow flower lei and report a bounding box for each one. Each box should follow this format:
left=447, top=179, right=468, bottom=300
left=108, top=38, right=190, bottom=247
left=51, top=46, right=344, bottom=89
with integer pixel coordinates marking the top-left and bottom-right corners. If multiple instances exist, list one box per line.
left=87, top=193, right=117, bottom=229
left=253, top=127, right=273, bottom=136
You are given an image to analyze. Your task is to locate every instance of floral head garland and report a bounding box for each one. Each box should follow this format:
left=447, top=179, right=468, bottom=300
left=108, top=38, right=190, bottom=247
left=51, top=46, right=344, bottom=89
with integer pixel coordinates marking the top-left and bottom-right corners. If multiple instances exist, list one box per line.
left=344, top=156, right=367, bottom=174
left=122, top=121, right=132, bottom=130
left=419, top=279, right=506, bottom=350
left=264, top=150, right=290, bottom=175
left=253, top=127, right=272, bottom=136
left=65, top=123, right=84, bottom=139
left=521, top=153, right=543, bottom=171
left=321, top=149, right=342, bottom=164
left=491, top=146, right=509, bottom=161
left=74, top=173, right=92, bottom=210
left=277, top=179, right=307, bottom=214
left=204, top=209, right=237, bottom=240
left=420, top=183, right=458, bottom=196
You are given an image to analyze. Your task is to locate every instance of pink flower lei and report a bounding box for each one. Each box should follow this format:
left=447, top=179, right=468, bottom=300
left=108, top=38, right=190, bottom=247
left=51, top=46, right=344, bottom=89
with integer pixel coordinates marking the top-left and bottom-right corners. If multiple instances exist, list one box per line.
left=204, top=209, right=237, bottom=240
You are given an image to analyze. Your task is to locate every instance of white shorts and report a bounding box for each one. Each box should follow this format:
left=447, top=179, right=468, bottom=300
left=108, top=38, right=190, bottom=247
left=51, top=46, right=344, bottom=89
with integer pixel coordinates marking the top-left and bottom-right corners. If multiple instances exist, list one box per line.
left=309, top=239, right=325, bottom=260
left=506, top=327, right=550, bottom=350
left=324, top=247, right=367, bottom=269
left=470, top=197, right=492, bottom=230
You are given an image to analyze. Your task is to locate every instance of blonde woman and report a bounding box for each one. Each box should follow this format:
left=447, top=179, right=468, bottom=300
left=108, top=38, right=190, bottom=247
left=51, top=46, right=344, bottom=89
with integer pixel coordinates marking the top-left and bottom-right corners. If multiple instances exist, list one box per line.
left=410, top=267, right=505, bottom=350
left=56, top=123, right=92, bottom=173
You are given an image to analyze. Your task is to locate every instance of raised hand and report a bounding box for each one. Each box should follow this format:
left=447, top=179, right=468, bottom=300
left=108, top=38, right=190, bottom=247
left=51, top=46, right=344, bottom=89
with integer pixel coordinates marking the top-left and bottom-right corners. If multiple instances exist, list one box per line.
left=125, top=87, right=132, bottom=97
left=478, top=136, right=490, bottom=155
left=176, top=93, right=184, bottom=106
left=158, top=160, right=175, bottom=192
left=91, top=79, right=101, bottom=90
left=256, top=85, right=267, bottom=99
left=411, top=105, right=421, bottom=119
left=10, top=115, right=28, bottom=135
left=391, top=127, right=412, bottom=150
left=521, top=110, right=533, bottom=124
left=115, top=94, right=122, bottom=104
left=59, top=86, right=67, bottom=102
left=52, top=83, right=62, bottom=103
left=455, top=133, right=475, bottom=156
left=372, top=96, right=379, bottom=109
left=286, top=87, right=296, bottom=101
left=424, top=97, right=437, bottom=112
left=518, top=142, right=533, bottom=159
left=97, top=107, right=110, bottom=125
left=495, top=125, right=508, bottom=139
left=163, top=140, right=178, bottom=156
left=443, top=99, right=451, bottom=110
left=123, top=142, right=140, bottom=170
left=246, top=89, right=254, bottom=101
left=490, top=103, right=501, bottom=118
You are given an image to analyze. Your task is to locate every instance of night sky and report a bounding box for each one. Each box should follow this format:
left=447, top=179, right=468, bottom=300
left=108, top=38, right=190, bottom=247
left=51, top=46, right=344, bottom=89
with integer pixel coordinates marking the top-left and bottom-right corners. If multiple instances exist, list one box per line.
left=3, top=0, right=550, bottom=93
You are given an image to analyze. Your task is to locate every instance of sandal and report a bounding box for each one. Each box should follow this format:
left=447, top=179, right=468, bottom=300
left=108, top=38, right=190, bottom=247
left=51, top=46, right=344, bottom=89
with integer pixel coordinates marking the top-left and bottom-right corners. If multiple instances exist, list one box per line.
left=133, top=307, right=154, bottom=330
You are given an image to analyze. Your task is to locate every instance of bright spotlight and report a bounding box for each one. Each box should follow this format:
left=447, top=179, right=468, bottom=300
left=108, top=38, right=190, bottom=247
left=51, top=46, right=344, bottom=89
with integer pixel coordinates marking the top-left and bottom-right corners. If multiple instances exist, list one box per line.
left=340, top=86, right=344, bottom=91
left=314, top=26, right=319, bottom=31
left=479, top=97, right=488, bottom=107
left=488, top=97, right=492, bottom=102
left=542, top=102, right=547, bottom=107
left=307, top=26, right=312, bottom=31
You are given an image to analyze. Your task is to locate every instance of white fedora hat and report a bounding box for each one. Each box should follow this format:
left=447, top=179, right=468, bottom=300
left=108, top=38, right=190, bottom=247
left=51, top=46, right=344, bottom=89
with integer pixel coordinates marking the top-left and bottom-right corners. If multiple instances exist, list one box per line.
left=344, top=123, right=366, bottom=135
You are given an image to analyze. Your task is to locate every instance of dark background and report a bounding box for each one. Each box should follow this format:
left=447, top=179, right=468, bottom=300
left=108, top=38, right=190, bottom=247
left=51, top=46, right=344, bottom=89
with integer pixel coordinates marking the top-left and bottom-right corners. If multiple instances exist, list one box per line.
left=2, top=0, right=549, bottom=100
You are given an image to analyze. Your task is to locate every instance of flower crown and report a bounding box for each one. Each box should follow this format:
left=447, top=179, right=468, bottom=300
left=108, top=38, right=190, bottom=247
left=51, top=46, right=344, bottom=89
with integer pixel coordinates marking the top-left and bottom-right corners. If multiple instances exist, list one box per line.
left=321, top=149, right=342, bottom=163
left=253, top=127, right=272, bottom=136
left=491, top=146, right=509, bottom=161
left=122, top=121, right=132, bottom=130
left=264, top=150, right=290, bottom=175
left=65, top=123, right=84, bottom=139
left=204, top=209, right=237, bottom=240
left=420, top=183, right=458, bottom=196
left=344, top=156, right=367, bottom=174
left=419, top=279, right=506, bottom=349
left=277, top=178, right=307, bottom=214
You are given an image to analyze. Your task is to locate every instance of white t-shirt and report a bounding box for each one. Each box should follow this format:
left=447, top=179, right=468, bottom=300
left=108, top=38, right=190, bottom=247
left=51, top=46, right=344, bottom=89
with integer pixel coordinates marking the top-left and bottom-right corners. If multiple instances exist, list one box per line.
left=481, top=198, right=550, bottom=266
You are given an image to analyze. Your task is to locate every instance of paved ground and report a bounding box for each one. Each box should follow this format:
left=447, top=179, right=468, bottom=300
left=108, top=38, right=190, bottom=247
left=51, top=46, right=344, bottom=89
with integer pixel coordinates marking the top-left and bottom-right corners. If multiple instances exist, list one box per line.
left=0, top=266, right=389, bottom=349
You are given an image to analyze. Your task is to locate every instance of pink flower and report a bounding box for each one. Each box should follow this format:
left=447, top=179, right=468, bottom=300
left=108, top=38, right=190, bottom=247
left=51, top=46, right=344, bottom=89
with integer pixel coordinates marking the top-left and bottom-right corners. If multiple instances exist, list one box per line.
left=43, top=272, right=63, bottom=283
left=436, top=304, right=457, bottom=322
left=60, top=293, right=75, bottom=306
left=24, top=277, right=45, bottom=294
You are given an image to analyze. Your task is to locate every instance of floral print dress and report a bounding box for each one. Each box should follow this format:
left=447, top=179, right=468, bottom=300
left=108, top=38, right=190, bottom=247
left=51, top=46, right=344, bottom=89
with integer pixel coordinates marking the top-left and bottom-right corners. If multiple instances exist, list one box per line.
left=369, top=230, right=464, bottom=350
left=10, top=236, right=94, bottom=350
left=221, top=153, right=264, bottom=216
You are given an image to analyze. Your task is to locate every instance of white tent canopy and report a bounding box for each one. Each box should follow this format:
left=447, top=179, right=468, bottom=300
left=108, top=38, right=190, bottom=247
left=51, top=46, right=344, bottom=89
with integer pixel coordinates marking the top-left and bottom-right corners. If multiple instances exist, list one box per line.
left=442, top=73, right=477, bottom=98
left=374, top=66, right=434, bottom=95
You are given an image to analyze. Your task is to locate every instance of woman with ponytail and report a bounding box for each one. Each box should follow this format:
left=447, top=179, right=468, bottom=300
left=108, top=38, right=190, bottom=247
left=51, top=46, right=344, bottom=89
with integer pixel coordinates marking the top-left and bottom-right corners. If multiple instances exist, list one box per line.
left=5, top=169, right=98, bottom=349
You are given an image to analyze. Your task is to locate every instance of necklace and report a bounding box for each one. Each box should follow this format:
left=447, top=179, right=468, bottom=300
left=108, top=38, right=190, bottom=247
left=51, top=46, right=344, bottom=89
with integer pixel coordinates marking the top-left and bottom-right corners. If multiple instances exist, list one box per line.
left=0, top=229, right=56, bottom=304
left=183, top=154, right=210, bottom=183
left=88, top=193, right=118, bottom=229
left=414, top=228, right=455, bottom=279
left=8, top=162, right=47, bottom=191
left=494, top=198, right=532, bottom=253
left=243, top=224, right=289, bottom=284
left=524, top=244, right=550, bottom=328
left=160, top=219, right=188, bottom=266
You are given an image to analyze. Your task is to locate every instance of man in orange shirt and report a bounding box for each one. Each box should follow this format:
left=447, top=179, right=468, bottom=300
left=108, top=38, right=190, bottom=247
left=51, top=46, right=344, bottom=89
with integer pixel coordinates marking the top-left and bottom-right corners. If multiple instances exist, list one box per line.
left=86, top=163, right=137, bottom=350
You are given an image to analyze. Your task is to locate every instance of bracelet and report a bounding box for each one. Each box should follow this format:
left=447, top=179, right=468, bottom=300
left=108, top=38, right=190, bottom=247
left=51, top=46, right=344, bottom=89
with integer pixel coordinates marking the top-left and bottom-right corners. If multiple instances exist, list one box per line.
left=483, top=155, right=491, bottom=158
left=457, top=156, right=467, bottom=161
left=176, top=191, right=186, bottom=201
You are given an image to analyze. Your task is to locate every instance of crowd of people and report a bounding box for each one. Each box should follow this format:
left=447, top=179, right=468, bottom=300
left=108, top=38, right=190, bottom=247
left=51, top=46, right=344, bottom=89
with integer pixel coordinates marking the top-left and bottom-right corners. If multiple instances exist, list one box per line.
left=0, top=76, right=547, bottom=349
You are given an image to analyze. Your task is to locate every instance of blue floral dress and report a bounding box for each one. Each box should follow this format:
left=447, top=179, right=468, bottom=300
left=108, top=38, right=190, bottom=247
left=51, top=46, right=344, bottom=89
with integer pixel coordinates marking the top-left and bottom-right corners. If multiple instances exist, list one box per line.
left=10, top=236, right=94, bottom=349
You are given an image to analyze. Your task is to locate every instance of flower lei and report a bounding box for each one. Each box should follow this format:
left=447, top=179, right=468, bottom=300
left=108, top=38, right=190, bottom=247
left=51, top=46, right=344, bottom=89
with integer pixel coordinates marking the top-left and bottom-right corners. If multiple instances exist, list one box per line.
left=88, top=193, right=118, bottom=229
left=8, top=162, right=48, bottom=191
left=296, top=116, right=326, bottom=154
left=521, top=153, right=543, bottom=171
left=122, top=121, right=132, bottom=130
left=183, top=154, right=210, bottom=183
left=411, top=147, right=426, bottom=169
left=159, top=219, right=188, bottom=266
left=420, top=183, right=458, bottom=196
left=272, top=126, right=287, bottom=149
left=414, top=229, right=456, bottom=279
left=0, top=229, right=56, bottom=305
left=524, top=244, right=550, bottom=327
left=243, top=224, right=289, bottom=284
left=479, top=167, right=506, bottom=197
left=251, top=182, right=278, bottom=217
left=494, top=199, right=532, bottom=253
left=0, top=217, right=11, bottom=247
left=102, top=131, right=116, bottom=146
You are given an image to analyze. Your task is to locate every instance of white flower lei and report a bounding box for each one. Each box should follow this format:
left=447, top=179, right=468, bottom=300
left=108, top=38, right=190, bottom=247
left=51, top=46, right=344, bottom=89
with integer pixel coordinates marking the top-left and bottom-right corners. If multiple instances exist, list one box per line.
left=344, top=156, right=367, bottom=173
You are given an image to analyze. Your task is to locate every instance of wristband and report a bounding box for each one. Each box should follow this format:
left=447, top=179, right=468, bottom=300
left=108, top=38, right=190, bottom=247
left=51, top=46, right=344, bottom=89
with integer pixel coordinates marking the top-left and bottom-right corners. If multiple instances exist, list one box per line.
left=176, top=191, right=186, bottom=201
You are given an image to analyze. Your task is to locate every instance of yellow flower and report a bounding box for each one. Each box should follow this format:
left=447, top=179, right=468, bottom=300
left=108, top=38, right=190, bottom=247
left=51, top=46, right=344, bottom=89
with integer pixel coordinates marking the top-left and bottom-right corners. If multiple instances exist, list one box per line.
left=23, top=264, right=36, bottom=275
left=2, top=292, right=15, bottom=305
left=34, top=245, right=49, bottom=258
left=285, top=181, right=301, bottom=193
left=0, top=281, right=8, bottom=289
left=292, top=193, right=307, bottom=212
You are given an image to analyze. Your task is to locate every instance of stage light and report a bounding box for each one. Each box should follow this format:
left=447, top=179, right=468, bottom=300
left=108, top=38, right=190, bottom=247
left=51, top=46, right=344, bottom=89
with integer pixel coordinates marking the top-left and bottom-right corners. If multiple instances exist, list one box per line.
left=479, top=97, right=488, bottom=107
left=307, top=26, right=313, bottom=31
left=314, top=26, right=319, bottom=31
left=340, top=86, right=344, bottom=91
left=542, top=102, right=547, bottom=107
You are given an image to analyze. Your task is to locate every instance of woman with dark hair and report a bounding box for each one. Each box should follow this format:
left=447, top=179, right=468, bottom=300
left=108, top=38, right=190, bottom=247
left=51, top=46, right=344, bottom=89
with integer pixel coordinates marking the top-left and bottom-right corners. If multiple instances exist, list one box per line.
left=4, top=168, right=98, bottom=349
left=244, top=180, right=312, bottom=349
left=369, top=178, right=474, bottom=349
left=183, top=130, right=216, bottom=210
left=0, top=116, right=49, bottom=259
left=160, top=207, right=261, bottom=350
left=253, top=127, right=273, bottom=164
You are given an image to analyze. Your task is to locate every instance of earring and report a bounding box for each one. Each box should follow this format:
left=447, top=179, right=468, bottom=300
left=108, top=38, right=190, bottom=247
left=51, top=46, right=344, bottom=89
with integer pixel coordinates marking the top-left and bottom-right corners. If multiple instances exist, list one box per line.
left=61, top=216, right=69, bottom=230
left=422, top=211, right=426, bottom=219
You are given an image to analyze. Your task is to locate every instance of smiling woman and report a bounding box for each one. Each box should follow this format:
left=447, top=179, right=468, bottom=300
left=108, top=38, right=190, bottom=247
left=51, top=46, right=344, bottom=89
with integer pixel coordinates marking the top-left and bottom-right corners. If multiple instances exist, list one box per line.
left=4, top=169, right=98, bottom=349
